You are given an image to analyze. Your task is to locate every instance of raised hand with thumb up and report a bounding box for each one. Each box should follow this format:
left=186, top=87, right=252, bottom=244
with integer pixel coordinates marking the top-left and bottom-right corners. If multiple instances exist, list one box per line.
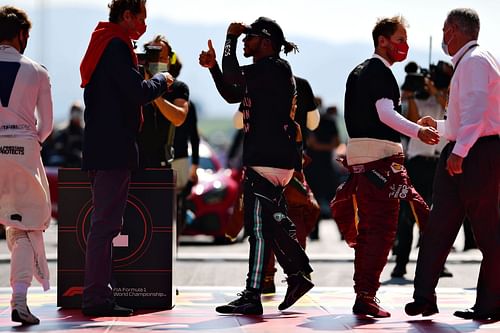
left=199, top=39, right=216, bottom=69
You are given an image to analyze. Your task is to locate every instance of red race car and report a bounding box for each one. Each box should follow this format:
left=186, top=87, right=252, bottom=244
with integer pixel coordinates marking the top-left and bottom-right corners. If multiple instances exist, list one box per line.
left=183, top=140, right=243, bottom=242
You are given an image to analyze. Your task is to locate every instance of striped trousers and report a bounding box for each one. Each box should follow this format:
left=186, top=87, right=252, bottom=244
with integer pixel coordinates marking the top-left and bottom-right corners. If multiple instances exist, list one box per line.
left=243, top=168, right=313, bottom=292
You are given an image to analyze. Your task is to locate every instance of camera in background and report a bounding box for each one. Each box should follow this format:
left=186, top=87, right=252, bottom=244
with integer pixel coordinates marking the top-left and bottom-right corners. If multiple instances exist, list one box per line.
left=136, top=45, right=163, bottom=77
left=401, top=61, right=452, bottom=99
left=427, top=61, right=453, bottom=89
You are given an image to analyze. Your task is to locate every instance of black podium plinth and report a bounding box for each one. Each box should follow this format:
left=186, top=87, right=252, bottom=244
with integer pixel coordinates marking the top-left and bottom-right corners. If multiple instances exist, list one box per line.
left=57, top=168, right=176, bottom=309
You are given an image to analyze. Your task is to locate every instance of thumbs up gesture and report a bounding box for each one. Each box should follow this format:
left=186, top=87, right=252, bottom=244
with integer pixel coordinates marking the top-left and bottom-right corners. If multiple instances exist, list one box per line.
left=199, top=39, right=216, bottom=69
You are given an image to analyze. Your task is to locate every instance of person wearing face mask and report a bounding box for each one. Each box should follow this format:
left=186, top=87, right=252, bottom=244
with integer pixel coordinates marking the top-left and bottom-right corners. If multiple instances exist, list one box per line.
left=331, top=16, right=440, bottom=318
left=137, top=35, right=194, bottom=244
left=79, top=0, right=172, bottom=317
left=0, top=5, right=53, bottom=325
left=405, top=8, right=500, bottom=320
left=48, top=101, right=85, bottom=167
left=138, top=35, right=189, bottom=169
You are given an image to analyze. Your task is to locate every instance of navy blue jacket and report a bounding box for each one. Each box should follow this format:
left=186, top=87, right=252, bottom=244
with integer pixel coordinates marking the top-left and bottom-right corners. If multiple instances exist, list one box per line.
left=82, top=38, right=167, bottom=170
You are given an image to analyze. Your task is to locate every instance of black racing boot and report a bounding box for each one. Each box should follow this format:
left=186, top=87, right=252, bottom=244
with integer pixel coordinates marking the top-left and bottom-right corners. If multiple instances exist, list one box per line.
left=11, top=294, right=40, bottom=325
left=353, top=292, right=391, bottom=318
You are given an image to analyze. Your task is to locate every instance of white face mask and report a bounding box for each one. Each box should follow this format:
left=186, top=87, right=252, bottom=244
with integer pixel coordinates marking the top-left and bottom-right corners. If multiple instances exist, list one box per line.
left=148, top=62, right=169, bottom=74
left=441, top=28, right=453, bottom=56
left=441, top=39, right=450, bottom=56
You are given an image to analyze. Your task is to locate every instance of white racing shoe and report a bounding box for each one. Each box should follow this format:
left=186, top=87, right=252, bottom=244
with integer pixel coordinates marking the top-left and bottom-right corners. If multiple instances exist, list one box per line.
left=11, top=294, right=40, bottom=325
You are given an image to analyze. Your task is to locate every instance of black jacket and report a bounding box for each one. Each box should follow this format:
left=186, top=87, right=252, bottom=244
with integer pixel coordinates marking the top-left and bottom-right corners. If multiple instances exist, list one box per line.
left=209, top=34, right=300, bottom=170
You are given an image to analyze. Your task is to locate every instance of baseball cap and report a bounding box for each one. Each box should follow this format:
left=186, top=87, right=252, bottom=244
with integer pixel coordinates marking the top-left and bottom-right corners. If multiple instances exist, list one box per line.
left=245, top=17, right=285, bottom=46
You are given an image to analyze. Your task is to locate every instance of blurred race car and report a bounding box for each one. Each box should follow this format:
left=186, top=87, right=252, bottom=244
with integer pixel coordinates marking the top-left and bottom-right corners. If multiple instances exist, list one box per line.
left=44, top=139, right=243, bottom=242
left=182, top=140, right=243, bottom=242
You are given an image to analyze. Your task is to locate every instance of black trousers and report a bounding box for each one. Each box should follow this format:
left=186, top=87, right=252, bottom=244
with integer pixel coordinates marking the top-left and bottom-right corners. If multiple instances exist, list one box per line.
left=82, top=169, right=131, bottom=307
left=413, top=136, right=500, bottom=313
left=243, top=168, right=313, bottom=292
left=394, top=156, right=438, bottom=268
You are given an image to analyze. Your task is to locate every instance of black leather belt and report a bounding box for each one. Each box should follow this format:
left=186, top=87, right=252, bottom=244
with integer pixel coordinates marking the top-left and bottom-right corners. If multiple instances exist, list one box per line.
left=478, top=134, right=499, bottom=142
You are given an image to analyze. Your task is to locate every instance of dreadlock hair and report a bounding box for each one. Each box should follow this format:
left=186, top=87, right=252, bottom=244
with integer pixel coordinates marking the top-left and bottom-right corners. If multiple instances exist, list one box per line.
left=283, top=40, right=299, bottom=55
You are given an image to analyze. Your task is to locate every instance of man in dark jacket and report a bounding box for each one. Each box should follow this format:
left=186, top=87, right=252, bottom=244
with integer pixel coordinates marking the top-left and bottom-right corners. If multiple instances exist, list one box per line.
left=200, top=17, right=314, bottom=315
left=79, top=0, right=171, bottom=317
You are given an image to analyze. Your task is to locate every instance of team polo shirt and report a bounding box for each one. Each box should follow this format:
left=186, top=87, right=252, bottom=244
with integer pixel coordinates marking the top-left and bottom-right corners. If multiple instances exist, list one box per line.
left=344, top=57, right=402, bottom=142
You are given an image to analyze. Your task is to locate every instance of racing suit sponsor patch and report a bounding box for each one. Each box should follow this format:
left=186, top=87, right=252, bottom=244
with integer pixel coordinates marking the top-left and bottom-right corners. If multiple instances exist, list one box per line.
left=0, top=145, right=24, bottom=155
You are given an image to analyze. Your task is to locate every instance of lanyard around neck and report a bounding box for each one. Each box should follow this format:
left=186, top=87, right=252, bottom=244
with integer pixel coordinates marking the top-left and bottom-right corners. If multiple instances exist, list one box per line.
left=444, top=43, right=479, bottom=120
left=452, top=43, right=479, bottom=76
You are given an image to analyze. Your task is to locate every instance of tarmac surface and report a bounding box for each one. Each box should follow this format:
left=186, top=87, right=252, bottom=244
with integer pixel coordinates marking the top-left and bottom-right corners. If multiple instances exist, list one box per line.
left=2, top=286, right=500, bottom=332
left=0, top=219, right=493, bottom=332
left=0, top=218, right=482, bottom=288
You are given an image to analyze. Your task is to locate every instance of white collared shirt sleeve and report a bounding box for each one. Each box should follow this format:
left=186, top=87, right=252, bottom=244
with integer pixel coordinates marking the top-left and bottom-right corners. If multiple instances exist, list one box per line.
left=436, top=120, right=447, bottom=137
left=375, top=98, right=421, bottom=138
left=451, top=56, right=491, bottom=157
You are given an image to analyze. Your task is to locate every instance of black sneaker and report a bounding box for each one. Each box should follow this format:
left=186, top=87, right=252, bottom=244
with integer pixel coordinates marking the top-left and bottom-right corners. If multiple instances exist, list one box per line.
left=278, top=272, right=314, bottom=311
left=216, top=290, right=263, bottom=315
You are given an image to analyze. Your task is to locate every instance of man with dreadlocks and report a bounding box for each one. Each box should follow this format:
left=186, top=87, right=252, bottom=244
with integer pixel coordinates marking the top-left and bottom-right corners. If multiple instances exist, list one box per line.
left=199, top=17, right=314, bottom=315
